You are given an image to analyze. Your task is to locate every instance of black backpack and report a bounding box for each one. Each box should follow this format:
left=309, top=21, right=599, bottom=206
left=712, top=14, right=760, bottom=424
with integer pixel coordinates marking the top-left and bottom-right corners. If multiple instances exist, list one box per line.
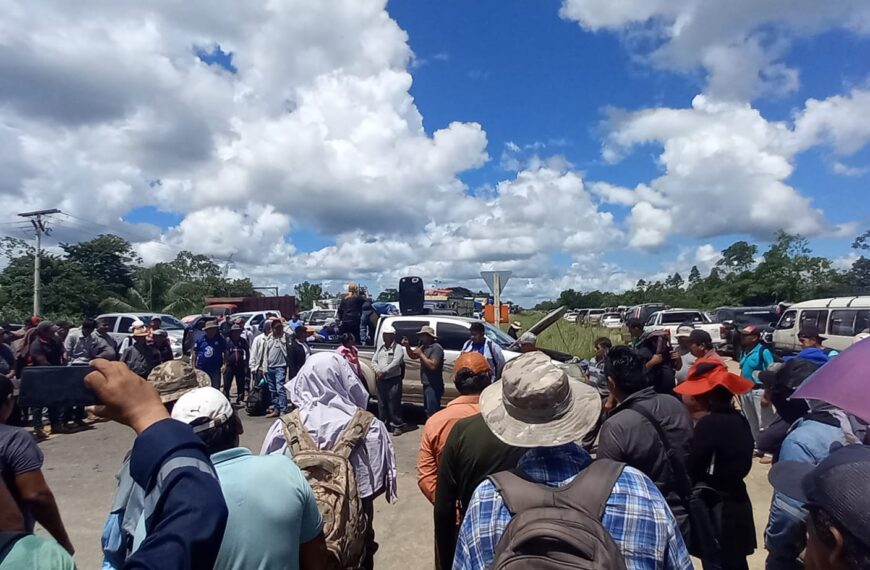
left=246, top=380, right=271, bottom=417
left=488, top=460, right=628, bottom=569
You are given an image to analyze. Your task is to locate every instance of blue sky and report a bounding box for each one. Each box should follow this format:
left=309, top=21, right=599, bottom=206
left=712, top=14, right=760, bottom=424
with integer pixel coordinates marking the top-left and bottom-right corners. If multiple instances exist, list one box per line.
left=389, top=0, right=870, bottom=271
left=2, top=1, right=869, bottom=302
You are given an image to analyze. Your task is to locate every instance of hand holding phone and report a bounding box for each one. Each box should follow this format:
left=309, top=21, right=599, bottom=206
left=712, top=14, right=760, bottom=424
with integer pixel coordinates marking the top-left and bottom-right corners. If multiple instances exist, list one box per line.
left=19, top=365, right=100, bottom=408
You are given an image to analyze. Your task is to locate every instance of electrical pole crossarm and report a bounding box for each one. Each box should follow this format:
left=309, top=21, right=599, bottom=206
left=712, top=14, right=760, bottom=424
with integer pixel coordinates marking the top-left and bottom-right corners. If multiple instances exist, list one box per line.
left=17, top=208, right=61, bottom=317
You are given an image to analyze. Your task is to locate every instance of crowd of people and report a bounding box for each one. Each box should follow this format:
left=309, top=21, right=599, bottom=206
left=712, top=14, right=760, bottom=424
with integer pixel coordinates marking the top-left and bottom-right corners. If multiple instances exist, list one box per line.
left=0, top=301, right=868, bottom=570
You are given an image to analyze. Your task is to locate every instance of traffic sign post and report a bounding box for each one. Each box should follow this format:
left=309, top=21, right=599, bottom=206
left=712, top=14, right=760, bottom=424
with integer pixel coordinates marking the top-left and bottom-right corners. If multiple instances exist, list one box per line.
left=480, top=270, right=512, bottom=328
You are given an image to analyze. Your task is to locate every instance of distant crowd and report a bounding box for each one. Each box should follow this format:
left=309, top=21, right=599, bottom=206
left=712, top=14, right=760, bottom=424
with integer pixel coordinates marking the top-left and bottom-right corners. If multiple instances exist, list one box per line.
left=0, top=288, right=869, bottom=569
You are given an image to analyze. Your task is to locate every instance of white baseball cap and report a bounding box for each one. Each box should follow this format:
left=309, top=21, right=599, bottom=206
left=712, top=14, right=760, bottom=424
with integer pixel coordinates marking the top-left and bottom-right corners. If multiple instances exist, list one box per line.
left=382, top=325, right=396, bottom=335
left=171, top=387, right=234, bottom=433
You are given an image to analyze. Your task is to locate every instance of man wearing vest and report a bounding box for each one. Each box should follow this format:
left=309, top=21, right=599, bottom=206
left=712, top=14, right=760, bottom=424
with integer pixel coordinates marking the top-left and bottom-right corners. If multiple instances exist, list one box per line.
left=453, top=351, right=692, bottom=570
left=461, top=322, right=506, bottom=379
left=372, top=325, right=407, bottom=436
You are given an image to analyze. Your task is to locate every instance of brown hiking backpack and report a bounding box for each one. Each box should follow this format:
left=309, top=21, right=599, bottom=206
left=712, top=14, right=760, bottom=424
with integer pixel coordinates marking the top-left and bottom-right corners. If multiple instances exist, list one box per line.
left=281, top=408, right=374, bottom=570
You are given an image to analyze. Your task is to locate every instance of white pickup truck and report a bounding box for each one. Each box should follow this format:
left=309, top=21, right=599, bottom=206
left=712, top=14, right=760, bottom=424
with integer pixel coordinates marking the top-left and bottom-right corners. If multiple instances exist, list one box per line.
left=643, top=309, right=724, bottom=346
left=311, top=307, right=575, bottom=405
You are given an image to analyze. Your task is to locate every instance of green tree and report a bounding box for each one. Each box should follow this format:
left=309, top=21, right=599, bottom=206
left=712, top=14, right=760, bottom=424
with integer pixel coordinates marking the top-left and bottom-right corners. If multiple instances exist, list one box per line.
left=377, top=288, right=399, bottom=302
left=0, top=253, right=104, bottom=321
left=61, top=234, right=140, bottom=295
left=294, top=281, right=324, bottom=311
left=688, top=265, right=702, bottom=285
left=717, top=241, right=758, bottom=273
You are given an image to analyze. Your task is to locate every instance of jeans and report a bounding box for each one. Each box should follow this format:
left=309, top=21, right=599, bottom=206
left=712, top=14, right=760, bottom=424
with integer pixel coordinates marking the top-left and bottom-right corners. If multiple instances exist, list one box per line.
left=223, top=366, right=247, bottom=401
left=739, top=388, right=776, bottom=446
left=265, top=367, right=288, bottom=413
left=376, top=376, right=405, bottom=430
left=423, top=383, right=444, bottom=417
left=765, top=492, right=807, bottom=570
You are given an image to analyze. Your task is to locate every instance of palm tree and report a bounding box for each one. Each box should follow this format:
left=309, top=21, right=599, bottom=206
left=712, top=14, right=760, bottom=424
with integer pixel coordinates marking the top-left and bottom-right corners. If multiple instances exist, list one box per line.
left=100, top=267, right=202, bottom=316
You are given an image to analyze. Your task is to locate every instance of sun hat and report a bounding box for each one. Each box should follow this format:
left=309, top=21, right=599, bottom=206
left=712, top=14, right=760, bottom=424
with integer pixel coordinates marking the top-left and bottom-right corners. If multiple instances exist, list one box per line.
left=36, top=320, right=57, bottom=333
left=510, top=321, right=522, bottom=329
left=454, top=352, right=490, bottom=378
left=147, top=360, right=211, bottom=403
left=478, top=351, right=601, bottom=448
left=417, top=326, right=437, bottom=339
left=131, top=326, right=150, bottom=337
left=675, top=324, right=695, bottom=338
left=769, top=443, right=870, bottom=548
left=518, top=331, right=537, bottom=345
left=674, top=358, right=754, bottom=396
left=171, top=387, right=234, bottom=433
left=381, top=325, right=396, bottom=335
left=203, top=321, right=219, bottom=330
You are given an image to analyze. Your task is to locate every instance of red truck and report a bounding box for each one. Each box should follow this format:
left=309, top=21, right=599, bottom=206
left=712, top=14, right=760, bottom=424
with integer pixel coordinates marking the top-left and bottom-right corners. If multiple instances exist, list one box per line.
left=203, top=296, right=297, bottom=319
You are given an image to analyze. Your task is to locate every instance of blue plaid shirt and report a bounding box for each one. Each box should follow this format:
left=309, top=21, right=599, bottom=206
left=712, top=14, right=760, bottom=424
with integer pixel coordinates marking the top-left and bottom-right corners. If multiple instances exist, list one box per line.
left=453, top=443, right=693, bottom=570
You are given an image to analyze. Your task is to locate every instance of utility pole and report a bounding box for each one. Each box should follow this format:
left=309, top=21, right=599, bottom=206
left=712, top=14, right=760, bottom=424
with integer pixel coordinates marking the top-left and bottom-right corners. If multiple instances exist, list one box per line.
left=17, top=209, right=61, bottom=316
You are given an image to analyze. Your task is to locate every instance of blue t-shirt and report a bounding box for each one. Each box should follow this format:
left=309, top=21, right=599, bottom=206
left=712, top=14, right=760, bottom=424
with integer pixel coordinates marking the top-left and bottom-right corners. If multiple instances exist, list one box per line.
left=131, top=448, right=322, bottom=570
left=194, top=335, right=226, bottom=372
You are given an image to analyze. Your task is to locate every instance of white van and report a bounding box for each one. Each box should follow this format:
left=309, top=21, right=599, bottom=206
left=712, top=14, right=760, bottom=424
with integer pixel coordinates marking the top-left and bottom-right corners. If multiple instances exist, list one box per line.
left=773, top=296, right=870, bottom=354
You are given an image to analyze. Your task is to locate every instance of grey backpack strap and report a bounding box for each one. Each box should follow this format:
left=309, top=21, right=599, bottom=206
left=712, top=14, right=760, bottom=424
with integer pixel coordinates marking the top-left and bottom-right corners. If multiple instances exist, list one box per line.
left=281, top=410, right=317, bottom=455
left=489, top=470, right=558, bottom=515
left=333, top=409, right=375, bottom=459
left=557, top=460, right=625, bottom=518
left=490, top=460, right=625, bottom=518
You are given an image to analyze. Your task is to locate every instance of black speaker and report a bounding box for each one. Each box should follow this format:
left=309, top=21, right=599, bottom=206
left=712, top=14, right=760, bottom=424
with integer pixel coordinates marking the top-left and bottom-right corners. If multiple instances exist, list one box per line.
left=399, top=276, right=425, bottom=315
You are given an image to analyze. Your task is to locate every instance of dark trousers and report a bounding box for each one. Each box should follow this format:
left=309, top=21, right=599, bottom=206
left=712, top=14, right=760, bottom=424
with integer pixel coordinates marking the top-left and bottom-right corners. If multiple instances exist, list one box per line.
left=702, top=553, right=750, bottom=570
left=31, top=407, right=61, bottom=429
left=423, top=383, right=444, bottom=417
left=223, top=366, right=247, bottom=400
left=376, top=376, right=405, bottom=430
left=362, top=496, right=377, bottom=570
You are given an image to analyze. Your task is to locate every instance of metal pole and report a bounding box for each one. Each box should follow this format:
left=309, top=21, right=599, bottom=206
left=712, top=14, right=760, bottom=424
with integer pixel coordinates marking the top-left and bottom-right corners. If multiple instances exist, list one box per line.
left=33, top=223, right=41, bottom=316
left=494, top=273, right=501, bottom=329
left=17, top=209, right=61, bottom=317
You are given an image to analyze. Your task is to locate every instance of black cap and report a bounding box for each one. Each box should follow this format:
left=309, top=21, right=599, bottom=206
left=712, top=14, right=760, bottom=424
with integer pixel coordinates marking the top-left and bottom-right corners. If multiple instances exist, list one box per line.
left=760, top=358, right=819, bottom=391
left=798, top=325, right=826, bottom=342
left=687, top=329, right=713, bottom=345
left=769, top=443, right=870, bottom=547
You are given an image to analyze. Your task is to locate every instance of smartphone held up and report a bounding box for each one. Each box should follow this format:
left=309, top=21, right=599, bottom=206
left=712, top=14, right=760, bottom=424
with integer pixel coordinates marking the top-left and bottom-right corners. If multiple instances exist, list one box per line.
left=19, top=365, right=100, bottom=408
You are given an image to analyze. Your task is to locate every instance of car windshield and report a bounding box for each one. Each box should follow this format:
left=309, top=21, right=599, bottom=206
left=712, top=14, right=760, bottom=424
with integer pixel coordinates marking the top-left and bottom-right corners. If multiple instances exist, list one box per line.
left=309, top=310, right=335, bottom=325
left=484, top=323, right=516, bottom=348
left=735, top=311, right=778, bottom=325
left=139, top=315, right=184, bottom=330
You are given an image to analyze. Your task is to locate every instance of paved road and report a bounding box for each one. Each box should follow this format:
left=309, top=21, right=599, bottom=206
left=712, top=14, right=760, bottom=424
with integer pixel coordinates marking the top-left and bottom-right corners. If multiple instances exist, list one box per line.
left=36, top=408, right=773, bottom=569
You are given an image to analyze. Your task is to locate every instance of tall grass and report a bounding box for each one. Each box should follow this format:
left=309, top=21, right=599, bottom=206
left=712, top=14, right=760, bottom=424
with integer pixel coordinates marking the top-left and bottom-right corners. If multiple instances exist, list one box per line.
left=503, top=311, right=626, bottom=359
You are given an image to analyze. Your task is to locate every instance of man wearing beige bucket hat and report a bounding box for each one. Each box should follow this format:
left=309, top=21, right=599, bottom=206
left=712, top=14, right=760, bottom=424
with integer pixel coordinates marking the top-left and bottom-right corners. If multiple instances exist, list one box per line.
left=453, top=351, right=692, bottom=570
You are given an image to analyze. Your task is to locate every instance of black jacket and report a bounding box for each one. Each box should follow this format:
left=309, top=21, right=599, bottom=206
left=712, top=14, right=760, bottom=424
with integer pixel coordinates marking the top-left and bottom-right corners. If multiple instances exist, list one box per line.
left=337, top=295, right=364, bottom=326
left=689, top=409, right=757, bottom=554
left=597, top=386, right=694, bottom=538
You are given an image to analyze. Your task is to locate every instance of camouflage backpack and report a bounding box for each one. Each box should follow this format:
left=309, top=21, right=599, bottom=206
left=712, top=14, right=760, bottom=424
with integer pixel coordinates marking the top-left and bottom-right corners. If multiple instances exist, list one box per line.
left=281, top=408, right=374, bottom=569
